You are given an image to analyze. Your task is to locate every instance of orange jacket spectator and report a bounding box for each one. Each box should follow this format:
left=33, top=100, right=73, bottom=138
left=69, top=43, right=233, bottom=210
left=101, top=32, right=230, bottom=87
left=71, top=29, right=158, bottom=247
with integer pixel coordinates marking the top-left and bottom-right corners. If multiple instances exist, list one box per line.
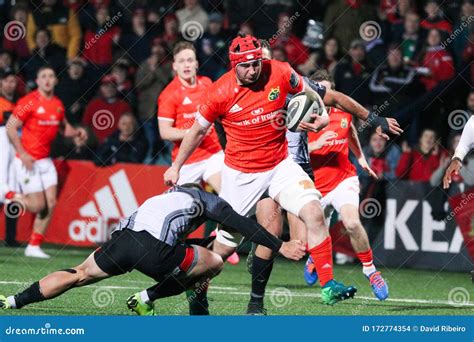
left=419, top=46, right=455, bottom=91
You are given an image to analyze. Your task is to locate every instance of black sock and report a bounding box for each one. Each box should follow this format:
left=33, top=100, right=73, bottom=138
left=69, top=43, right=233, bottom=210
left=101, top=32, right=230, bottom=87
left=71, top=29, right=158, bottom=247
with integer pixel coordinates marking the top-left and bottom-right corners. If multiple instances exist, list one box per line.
left=14, top=282, right=45, bottom=309
left=146, top=276, right=187, bottom=301
left=5, top=205, right=18, bottom=244
left=250, top=256, right=274, bottom=303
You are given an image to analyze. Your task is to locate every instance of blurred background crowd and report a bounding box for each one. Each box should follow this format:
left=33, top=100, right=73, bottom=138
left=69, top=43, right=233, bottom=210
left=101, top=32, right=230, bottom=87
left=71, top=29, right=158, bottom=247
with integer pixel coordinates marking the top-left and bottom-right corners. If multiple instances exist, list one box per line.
left=1, top=0, right=474, bottom=196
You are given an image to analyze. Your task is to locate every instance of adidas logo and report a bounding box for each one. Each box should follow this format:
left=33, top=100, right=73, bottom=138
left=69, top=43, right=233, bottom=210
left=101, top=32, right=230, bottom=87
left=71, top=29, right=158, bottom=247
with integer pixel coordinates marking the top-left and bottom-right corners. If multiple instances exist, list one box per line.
left=37, top=106, right=46, bottom=114
left=322, top=263, right=332, bottom=269
left=182, top=96, right=192, bottom=105
left=69, top=170, right=139, bottom=243
left=79, top=169, right=139, bottom=218
left=229, top=104, right=243, bottom=113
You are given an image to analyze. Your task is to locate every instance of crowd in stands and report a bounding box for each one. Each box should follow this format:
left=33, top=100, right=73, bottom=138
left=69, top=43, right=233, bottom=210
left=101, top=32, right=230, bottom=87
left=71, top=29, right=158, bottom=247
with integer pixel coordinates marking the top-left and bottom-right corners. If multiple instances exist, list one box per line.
left=1, top=0, right=473, bottom=193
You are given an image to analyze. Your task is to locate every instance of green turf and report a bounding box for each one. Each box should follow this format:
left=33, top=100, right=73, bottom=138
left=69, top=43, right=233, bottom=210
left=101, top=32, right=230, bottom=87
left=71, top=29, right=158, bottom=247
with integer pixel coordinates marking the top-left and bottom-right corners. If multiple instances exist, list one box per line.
left=0, top=245, right=473, bottom=315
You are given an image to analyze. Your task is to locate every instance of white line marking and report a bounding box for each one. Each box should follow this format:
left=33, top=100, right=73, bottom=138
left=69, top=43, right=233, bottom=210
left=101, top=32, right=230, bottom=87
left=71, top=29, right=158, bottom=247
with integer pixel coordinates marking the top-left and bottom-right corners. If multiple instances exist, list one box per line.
left=0, top=281, right=471, bottom=307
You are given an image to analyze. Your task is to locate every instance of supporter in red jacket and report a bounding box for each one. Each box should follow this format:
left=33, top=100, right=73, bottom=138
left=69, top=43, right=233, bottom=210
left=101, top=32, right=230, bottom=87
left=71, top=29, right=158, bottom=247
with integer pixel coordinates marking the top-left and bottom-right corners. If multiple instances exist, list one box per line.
left=82, top=75, right=131, bottom=143
left=396, top=128, right=445, bottom=182
left=82, top=6, right=120, bottom=67
left=420, top=0, right=453, bottom=35
left=419, top=28, right=455, bottom=91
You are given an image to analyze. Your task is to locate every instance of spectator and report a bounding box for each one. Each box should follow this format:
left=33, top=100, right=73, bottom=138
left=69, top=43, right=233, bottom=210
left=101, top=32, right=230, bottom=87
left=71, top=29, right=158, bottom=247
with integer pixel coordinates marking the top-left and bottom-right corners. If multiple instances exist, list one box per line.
left=118, top=8, right=153, bottom=66
left=418, top=28, right=455, bottom=91
left=270, top=12, right=309, bottom=67
left=392, top=11, right=425, bottom=65
left=380, top=0, right=415, bottom=25
left=361, top=131, right=401, bottom=182
left=453, top=0, right=474, bottom=66
left=0, top=50, right=14, bottom=74
left=238, top=22, right=254, bottom=36
left=82, top=6, right=120, bottom=71
left=334, top=39, right=372, bottom=107
left=317, top=37, right=341, bottom=75
left=324, top=0, right=377, bottom=51
left=95, top=112, right=148, bottom=166
left=420, top=0, right=453, bottom=35
left=462, top=31, right=474, bottom=86
left=26, top=0, right=81, bottom=60
left=51, top=125, right=98, bottom=161
left=56, top=58, right=93, bottom=125
left=176, top=0, right=209, bottom=32
left=272, top=47, right=288, bottom=63
left=23, top=28, right=66, bottom=85
left=82, top=75, right=131, bottom=143
left=3, top=4, right=30, bottom=61
left=196, top=12, right=228, bottom=81
left=395, top=128, right=444, bottom=181
left=111, top=62, right=136, bottom=107
left=135, top=37, right=172, bottom=162
left=369, top=44, right=422, bottom=111
left=160, top=14, right=180, bottom=52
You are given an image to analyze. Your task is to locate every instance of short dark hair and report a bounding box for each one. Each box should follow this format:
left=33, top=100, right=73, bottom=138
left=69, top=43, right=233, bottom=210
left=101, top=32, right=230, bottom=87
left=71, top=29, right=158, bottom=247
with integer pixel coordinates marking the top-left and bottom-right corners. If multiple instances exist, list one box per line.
left=36, top=65, right=55, bottom=77
left=34, top=27, right=52, bottom=40
left=173, top=41, right=196, bottom=58
left=309, top=69, right=335, bottom=90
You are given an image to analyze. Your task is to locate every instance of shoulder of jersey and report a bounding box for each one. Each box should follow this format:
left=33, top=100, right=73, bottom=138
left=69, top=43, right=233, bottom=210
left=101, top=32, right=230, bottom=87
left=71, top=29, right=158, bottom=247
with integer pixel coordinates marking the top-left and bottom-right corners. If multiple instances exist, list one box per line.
left=159, top=77, right=179, bottom=98
left=198, top=75, right=213, bottom=86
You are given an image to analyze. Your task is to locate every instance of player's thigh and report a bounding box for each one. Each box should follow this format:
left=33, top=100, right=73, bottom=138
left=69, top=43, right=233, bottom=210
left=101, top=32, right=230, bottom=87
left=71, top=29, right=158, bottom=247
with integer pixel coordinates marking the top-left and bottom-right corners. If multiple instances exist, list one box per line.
left=339, top=204, right=363, bottom=231
left=256, top=197, right=282, bottom=236
left=177, top=161, right=206, bottom=185
left=219, top=163, right=271, bottom=216
left=331, top=177, right=360, bottom=215
left=186, top=245, right=224, bottom=278
left=43, top=185, right=58, bottom=210
left=288, top=212, right=307, bottom=243
left=75, top=252, right=112, bottom=286
left=203, top=151, right=224, bottom=193
left=38, top=158, right=58, bottom=194
left=269, top=158, right=321, bottom=217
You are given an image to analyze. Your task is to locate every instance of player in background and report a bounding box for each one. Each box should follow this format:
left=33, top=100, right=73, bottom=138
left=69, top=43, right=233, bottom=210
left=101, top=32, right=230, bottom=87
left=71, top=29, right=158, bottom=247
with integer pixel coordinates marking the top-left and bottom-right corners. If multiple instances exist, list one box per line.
left=0, top=69, right=20, bottom=246
left=6, top=66, right=86, bottom=258
left=158, top=42, right=223, bottom=192
left=443, top=115, right=474, bottom=189
left=164, top=34, right=402, bottom=313
left=0, top=184, right=305, bottom=313
left=303, top=70, right=388, bottom=300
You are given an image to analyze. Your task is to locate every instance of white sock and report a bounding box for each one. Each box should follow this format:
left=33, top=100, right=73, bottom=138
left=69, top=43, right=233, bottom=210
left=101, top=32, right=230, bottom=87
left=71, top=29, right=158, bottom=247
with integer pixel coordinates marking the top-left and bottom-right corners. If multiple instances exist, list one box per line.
left=362, top=265, right=376, bottom=277
left=7, top=296, right=17, bottom=309
left=140, top=290, right=151, bottom=305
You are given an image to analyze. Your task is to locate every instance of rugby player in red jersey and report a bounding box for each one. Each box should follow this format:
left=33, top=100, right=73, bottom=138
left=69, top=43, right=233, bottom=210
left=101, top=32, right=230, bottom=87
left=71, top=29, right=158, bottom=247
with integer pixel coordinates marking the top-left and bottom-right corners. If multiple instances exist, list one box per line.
left=158, top=42, right=223, bottom=192
left=303, top=70, right=388, bottom=301
left=163, top=34, right=401, bottom=313
left=6, top=66, right=86, bottom=258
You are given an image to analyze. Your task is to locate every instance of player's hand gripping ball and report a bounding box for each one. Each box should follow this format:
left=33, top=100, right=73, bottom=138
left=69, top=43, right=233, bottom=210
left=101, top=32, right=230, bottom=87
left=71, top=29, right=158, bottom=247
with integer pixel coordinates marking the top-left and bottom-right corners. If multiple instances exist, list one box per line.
left=286, top=92, right=327, bottom=132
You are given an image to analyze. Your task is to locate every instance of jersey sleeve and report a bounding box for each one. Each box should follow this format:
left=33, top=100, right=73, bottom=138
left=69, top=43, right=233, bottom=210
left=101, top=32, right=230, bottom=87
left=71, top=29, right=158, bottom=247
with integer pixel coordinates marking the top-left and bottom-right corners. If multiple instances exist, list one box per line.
left=157, top=90, right=177, bottom=123
left=202, top=192, right=283, bottom=252
left=303, top=77, right=327, bottom=99
left=13, top=96, right=33, bottom=122
left=196, top=87, right=222, bottom=128
left=280, top=62, right=304, bottom=95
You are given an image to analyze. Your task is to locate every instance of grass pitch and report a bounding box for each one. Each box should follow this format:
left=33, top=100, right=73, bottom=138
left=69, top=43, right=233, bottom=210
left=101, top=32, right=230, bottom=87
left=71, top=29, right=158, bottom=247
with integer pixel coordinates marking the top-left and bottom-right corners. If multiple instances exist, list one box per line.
left=0, top=245, right=473, bottom=316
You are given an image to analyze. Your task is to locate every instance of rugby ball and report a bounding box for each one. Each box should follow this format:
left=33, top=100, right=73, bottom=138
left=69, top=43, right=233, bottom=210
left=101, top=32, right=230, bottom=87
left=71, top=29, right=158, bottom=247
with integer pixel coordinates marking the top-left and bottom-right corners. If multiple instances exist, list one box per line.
left=286, top=92, right=327, bottom=132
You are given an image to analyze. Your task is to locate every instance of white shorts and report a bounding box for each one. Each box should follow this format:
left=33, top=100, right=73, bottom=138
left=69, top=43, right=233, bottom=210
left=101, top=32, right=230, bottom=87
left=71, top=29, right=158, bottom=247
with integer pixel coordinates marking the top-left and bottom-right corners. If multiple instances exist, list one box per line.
left=178, top=151, right=224, bottom=185
left=0, top=127, right=16, bottom=200
left=219, top=157, right=321, bottom=217
left=13, top=157, right=58, bottom=194
left=320, top=176, right=360, bottom=226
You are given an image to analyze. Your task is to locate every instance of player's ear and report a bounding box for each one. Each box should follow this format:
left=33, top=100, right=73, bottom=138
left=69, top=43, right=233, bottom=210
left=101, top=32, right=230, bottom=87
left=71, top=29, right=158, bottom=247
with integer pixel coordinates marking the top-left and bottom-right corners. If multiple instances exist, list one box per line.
left=172, top=60, right=177, bottom=73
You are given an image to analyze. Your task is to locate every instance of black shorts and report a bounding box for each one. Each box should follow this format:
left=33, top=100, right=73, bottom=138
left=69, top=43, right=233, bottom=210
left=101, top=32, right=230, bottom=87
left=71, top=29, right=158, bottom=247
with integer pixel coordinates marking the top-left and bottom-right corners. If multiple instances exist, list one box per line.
left=94, top=229, right=197, bottom=282
left=298, top=162, right=314, bottom=181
